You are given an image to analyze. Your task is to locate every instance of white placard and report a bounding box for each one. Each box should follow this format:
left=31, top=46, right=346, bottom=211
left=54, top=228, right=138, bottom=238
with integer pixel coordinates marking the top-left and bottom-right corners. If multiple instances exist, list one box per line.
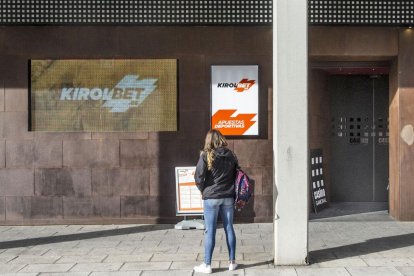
left=175, top=167, right=204, bottom=215
left=211, top=65, right=259, bottom=136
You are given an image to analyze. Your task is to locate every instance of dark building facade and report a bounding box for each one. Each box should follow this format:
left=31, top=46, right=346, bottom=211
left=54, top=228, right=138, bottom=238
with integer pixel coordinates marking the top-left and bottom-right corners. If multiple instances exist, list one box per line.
left=1, top=1, right=414, bottom=225
left=0, top=24, right=273, bottom=224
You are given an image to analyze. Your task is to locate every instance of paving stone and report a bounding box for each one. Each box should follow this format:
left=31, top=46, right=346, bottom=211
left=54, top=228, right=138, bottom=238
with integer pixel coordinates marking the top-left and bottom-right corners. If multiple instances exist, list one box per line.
left=346, top=266, right=404, bottom=276
left=295, top=267, right=351, bottom=276
left=20, top=263, right=75, bottom=273
left=245, top=268, right=297, bottom=276
left=132, top=245, right=178, bottom=254
left=220, top=260, right=273, bottom=269
left=72, top=240, right=120, bottom=248
left=241, top=238, right=269, bottom=245
left=396, top=266, right=414, bottom=276
left=104, top=254, right=153, bottom=263
left=0, top=274, right=38, bottom=276
left=56, top=255, right=107, bottom=263
left=90, top=272, right=143, bottom=276
left=363, top=258, right=414, bottom=267
left=8, top=255, right=61, bottom=264
left=141, top=271, right=193, bottom=276
left=317, top=258, right=368, bottom=268
left=0, top=255, right=17, bottom=263
left=70, top=262, right=123, bottom=272
left=0, top=217, right=412, bottom=275
left=170, top=261, right=220, bottom=270
left=88, top=247, right=135, bottom=255
left=119, top=240, right=159, bottom=248
left=177, top=246, right=204, bottom=253
left=43, top=248, right=92, bottom=256
left=380, top=249, right=414, bottom=258
left=151, top=253, right=197, bottom=261
left=38, top=273, right=89, bottom=276
left=226, top=245, right=265, bottom=253
left=202, top=268, right=245, bottom=275
left=1, top=247, right=38, bottom=256
left=120, top=261, right=172, bottom=271
left=0, top=263, right=26, bottom=273
left=243, top=252, right=274, bottom=261
left=197, top=252, right=244, bottom=262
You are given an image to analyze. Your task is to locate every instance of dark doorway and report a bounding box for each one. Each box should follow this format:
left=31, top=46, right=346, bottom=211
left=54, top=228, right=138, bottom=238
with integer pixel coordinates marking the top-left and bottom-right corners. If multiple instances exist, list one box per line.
left=330, top=75, right=389, bottom=203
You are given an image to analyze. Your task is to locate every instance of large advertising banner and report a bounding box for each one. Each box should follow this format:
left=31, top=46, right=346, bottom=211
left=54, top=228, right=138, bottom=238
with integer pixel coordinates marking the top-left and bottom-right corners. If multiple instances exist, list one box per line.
left=30, top=59, right=177, bottom=132
left=175, top=167, right=203, bottom=215
left=211, top=65, right=259, bottom=136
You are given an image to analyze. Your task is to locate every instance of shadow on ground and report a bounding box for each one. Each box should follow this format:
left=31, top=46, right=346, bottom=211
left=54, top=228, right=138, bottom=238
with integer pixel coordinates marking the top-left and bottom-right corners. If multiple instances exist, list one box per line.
left=0, top=224, right=173, bottom=249
left=309, top=232, right=414, bottom=263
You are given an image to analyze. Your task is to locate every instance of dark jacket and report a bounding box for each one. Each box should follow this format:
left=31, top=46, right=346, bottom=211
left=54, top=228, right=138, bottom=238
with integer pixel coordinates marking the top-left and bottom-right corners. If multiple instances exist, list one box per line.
left=194, top=147, right=238, bottom=199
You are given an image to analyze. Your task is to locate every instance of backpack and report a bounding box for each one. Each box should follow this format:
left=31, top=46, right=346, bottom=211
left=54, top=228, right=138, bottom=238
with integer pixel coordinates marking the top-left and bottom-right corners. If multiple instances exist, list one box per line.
left=234, top=168, right=253, bottom=210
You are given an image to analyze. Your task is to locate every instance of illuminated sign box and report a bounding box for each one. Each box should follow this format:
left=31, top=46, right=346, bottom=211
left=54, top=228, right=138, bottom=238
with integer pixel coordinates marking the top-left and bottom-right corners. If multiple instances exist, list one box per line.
left=211, top=65, right=259, bottom=136
left=30, top=59, right=177, bottom=132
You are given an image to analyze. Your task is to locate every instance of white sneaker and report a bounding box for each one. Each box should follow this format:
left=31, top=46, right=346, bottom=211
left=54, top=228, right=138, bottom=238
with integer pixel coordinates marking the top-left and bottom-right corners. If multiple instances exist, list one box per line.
left=229, top=262, right=238, bottom=271
left=193, top=263, right=212, bottom=274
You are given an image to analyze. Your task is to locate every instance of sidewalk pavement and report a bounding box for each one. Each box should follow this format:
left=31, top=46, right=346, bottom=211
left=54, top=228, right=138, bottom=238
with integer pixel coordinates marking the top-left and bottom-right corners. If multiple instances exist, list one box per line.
left=1, top=210, right=414, bottom=275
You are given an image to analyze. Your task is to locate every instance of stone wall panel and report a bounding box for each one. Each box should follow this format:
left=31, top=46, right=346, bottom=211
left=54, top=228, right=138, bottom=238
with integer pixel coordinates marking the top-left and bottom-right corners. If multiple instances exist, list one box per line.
left=63, top=197, right=93, bottom=218
left=35, top=169, right=91, bottom=197
left=92, top=168, right=150, bottom=196
left=234, top=140, right=272, bottom=168
left=0, top=84, right=4, bottom=112
left=6, top=140, right=34, bottom=168
left=92, top=196, right=120, bottom=218
left=120, top=140, right=148, bottom=168
left=148, top=196, right=176, bottom=217
left=30, top=196, right=63, bottom=219
left=5, top=88, right=28, bottom=112
left=92, top=132, right=148, bottom=140
left=63, top=140, right=119, bottom=168
left=2, top=112, right=33, bottom=140
left=5, top=196, right=31, bottom=220
left=0, top=140, right=5, bottom=168
left=0, top=169, right=34, bottom=196
left=243, top=167, right=263, bottom=195
left=34, top=140, right=63, bottom=168
left=121, top=196, right=148, bottom=217
left=149, top=167, right=176, bottom=196
left=0, top=197, right=4, bottom=221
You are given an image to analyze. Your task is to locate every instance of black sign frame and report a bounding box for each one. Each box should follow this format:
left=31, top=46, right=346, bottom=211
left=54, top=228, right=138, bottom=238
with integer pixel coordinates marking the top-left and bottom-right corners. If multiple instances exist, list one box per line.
left=309, top=148, right=328, bottom=213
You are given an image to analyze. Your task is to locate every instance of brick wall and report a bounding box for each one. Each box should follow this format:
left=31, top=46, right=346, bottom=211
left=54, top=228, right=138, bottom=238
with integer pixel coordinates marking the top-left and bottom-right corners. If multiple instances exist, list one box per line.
left=0, top=26, right=273, bottom=224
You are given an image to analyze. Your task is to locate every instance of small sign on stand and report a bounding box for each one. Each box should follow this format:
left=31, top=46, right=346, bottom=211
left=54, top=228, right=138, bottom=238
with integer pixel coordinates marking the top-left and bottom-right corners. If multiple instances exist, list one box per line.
left=174, top=167, right=205, bottom=230
left=309, top=149, right=328, bottom=213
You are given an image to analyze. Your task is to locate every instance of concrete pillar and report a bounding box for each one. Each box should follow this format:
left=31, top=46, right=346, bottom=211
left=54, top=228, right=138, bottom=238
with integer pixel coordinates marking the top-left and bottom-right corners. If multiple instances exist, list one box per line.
left=273, top=0, right=308, bottom=265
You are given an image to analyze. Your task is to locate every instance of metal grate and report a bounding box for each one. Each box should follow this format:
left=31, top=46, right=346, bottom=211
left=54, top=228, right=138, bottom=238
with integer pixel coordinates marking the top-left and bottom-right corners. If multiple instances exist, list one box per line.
left=309, top=0, right=414, bottom=25
left=0, top=0, right=272, bottom=25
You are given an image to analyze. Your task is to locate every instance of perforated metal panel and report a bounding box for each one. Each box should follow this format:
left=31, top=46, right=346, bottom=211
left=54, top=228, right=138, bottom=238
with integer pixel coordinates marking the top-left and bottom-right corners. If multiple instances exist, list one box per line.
left=330, top=75, right=389, bottom=202
left=0, top=0, right=272, bottom=25
left=309, top=0, right=414, bottom=25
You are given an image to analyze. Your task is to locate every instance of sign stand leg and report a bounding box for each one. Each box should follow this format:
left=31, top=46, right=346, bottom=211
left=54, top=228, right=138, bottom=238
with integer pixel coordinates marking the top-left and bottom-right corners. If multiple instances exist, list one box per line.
left=174, top=216, right=205, bottom=230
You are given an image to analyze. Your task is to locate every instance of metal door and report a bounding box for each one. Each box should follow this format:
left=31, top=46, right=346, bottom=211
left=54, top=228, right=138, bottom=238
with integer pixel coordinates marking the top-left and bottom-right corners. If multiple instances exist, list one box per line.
left=330, top=75, right=389, bottom=202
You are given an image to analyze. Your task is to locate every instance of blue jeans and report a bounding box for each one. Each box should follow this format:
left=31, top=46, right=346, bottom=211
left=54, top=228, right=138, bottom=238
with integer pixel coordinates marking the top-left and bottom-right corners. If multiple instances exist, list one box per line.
left=203, top=197, right=236, bottom=265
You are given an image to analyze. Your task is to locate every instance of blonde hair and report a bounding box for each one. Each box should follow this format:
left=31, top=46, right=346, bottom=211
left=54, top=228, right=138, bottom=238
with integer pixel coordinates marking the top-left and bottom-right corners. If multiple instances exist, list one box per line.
left=202, top=129, right=228, bottom=170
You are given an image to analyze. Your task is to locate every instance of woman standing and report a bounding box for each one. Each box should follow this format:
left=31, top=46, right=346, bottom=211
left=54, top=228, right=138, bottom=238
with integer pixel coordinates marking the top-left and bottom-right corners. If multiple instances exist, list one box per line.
left=193, top=129, right=238, bottom=274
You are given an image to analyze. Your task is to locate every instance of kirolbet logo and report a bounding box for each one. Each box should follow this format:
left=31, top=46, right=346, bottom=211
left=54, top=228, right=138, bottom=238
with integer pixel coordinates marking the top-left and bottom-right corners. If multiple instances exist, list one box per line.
left=59, top=75, right=157, bottom=112
left=216, top=79, right=256, bottom=92
left=212, top=109, right=256, bottom=135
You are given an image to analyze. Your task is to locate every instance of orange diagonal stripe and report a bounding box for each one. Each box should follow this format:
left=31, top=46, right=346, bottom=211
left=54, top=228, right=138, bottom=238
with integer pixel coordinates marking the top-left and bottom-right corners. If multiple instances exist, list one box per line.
left=212, top=109, right=256, bottom=135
